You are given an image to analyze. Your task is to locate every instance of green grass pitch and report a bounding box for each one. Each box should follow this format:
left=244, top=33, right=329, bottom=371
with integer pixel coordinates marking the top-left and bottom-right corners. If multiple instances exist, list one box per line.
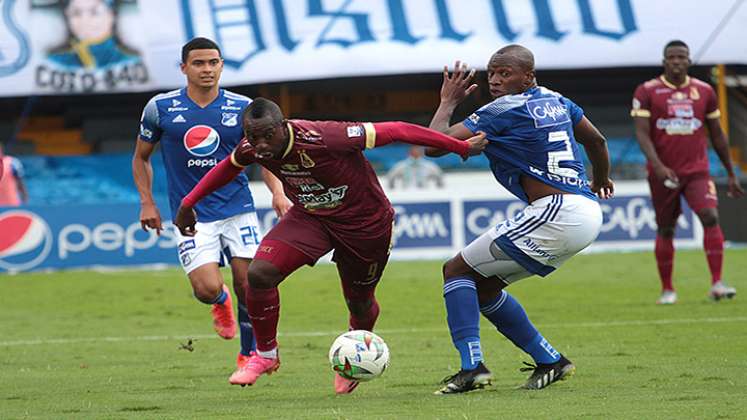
left=1, top=249, right=745, bottom=419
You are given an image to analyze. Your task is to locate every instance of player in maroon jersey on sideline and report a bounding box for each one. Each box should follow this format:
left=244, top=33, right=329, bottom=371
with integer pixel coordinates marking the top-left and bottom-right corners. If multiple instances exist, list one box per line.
left=174, top=98, right=487, bottom=393
left=631, top=40, right=744, bottom=304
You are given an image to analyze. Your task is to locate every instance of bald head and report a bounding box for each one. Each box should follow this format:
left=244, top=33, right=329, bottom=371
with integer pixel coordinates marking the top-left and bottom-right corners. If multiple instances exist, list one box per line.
left=490, top=44, right=535, bottom=72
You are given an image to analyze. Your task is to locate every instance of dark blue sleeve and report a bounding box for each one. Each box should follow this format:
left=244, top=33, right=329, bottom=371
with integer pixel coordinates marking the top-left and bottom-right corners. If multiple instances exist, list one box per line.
left=138, top=96, right=162, bottom=143
left=562, top=97, right=584, bottom=125
left=462, top=103, right=508, bottom=137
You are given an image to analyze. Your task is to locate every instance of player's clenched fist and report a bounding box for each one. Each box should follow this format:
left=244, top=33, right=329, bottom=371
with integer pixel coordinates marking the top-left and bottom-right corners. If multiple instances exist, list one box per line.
left=174, top=205, right=198, bottom=236
left=465, top=131, right=487, bottom=157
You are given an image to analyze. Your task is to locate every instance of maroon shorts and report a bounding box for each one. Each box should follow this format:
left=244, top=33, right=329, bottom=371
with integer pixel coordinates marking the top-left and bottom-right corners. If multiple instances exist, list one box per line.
left=253, top=207, right=394, bottom=292
left=648, top=172, right=718, bottom=228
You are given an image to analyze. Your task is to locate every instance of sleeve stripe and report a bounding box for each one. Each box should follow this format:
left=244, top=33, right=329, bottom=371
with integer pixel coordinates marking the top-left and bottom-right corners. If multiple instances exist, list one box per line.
left=706, top=110, right=721, bottom=119
left=363, top=122, right=376, bottom=149
left=230, top=151, right=246, bottom=168
left=630, top=109, right=651, bottom=117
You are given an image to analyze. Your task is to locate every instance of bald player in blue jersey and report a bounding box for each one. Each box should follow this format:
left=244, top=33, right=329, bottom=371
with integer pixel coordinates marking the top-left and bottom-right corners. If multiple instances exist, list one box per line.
left=132, top=37, right=291, bottom=382
left=427, top=45, right=614, bottom=394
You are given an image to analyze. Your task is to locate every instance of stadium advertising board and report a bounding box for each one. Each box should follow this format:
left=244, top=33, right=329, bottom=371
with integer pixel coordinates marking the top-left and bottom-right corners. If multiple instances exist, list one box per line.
left=0, top=181, right=699, bottom=273
left=1, top=0, right=746, bottom=96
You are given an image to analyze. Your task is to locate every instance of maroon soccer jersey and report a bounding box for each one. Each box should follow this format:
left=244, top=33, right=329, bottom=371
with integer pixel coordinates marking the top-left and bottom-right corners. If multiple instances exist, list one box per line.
left=631, top=76, right=721, bottom=175
left=231, top=120, right=393, bottom=238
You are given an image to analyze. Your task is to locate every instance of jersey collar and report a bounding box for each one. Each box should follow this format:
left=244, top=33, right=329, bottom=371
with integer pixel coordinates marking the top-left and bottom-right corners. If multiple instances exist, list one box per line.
left=660, top=75, right=690, bottom=89
left=281, top=122, right=294, bottom=159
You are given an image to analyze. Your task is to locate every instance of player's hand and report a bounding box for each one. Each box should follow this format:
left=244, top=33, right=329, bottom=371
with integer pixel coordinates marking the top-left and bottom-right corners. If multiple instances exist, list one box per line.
left=272, top=193, right=293, bottom=218
left=174, top=205, right=198, bottom=237
left=440, top=60, right=478, bottom=107
left=727, top=174, right=745, bottom=198
left=653, top=165, right=679, bottom=187
left=465, top=131, right=487, bottom=157
left=591, top=178, right=615, bottom=200
left=139, top=202, right=163, bottom=236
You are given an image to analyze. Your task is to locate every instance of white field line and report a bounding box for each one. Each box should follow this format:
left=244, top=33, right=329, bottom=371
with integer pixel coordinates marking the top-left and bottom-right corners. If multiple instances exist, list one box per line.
left=1, top=316, right=746, bottom=347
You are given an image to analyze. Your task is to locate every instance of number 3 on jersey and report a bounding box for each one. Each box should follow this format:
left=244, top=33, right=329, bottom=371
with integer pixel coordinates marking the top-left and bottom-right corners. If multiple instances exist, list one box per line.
left=546, top=131, right=578, bottom=177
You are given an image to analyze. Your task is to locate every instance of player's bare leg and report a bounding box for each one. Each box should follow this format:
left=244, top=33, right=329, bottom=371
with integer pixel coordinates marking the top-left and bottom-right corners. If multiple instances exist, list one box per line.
left=696, top=208, right=736, bottom=301
left=230, top=259, right=284, bottom=386
left=654, top=226, right=677, bottom=304
left=228, top=257, right=256, bottom=373
left=188, top=263, right=236, bottom=339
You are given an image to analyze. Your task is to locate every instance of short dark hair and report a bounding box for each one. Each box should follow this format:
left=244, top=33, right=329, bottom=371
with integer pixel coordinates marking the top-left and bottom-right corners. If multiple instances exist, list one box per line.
left=663, top=40, right=689, bottom=56
left=181, top=37, right=221, bottom=63
left=243, top=98, right=284, bottom=123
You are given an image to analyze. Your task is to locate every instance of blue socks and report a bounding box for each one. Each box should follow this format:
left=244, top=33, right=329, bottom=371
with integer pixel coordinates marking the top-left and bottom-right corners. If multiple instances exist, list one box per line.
left=237, top=302, right=256, bottom=356
left=443, top=277, right=483, bottom=371
left=480, top=290, right=560, bottom=365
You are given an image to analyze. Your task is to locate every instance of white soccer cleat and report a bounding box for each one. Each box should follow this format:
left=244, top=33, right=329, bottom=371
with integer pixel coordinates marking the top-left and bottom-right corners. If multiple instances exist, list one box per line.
left=709, top=282, right=736, bottom=301
left=656, top=290, right=677, bottom=305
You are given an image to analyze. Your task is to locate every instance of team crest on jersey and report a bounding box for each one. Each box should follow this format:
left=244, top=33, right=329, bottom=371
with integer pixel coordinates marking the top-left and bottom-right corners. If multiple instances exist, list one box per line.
left=221, top=113, right=238, bottom=127
left=183, top=125, right=221, bottom=157
left=690, top=87, right=700, bottom=100
left=298, top=150, right=315, bottom=168
left=526, top=98, right=570, bottom=128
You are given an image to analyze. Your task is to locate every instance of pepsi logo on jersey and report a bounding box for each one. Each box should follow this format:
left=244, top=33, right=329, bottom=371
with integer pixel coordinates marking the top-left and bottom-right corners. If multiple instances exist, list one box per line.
left=183, top=125, right=220, bottom=157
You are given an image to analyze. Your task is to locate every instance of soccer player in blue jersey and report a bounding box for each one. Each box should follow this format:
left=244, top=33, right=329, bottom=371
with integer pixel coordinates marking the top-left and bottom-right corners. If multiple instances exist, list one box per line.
left=427, top=45, right=614, bottom=394
left=132, top=37, right=291, bottom=382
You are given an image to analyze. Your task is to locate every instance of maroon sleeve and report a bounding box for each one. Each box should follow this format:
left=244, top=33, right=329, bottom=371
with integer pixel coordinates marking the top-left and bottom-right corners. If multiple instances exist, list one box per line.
left=181, top=156, right=244, bottom=208
left=704, top=85, right=721, bottom=119
left=372, top=122, right=470, bottom=158
left=630, top=84, right=651, bottom=118
left=312, top=121, right=369, bottom=153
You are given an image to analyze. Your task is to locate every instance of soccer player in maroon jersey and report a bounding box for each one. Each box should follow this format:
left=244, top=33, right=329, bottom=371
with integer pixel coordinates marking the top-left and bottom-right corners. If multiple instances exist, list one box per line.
left=173, top=98, right=487, bottom=393
left=631, top=40, right=744, bottom=304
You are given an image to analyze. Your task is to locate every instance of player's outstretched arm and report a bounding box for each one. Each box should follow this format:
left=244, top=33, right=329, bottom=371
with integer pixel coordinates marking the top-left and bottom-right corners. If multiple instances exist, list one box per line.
left=427, top=61, right=477, bottom=157
left=261, top=167, right=292, bottom=217
left=705, top=117, right=745, bottom=198
left=175, top=156, right=244, bottom=236
left=132, top=138, right=163, bottom=235
left=372, top=122, right=485, bottom=158
left=574, top=116, right=614, bottom=199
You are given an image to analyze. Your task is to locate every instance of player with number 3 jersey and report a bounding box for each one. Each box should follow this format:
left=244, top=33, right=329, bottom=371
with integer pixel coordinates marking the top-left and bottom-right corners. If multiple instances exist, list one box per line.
left=426, top=45, right=614, bottom=394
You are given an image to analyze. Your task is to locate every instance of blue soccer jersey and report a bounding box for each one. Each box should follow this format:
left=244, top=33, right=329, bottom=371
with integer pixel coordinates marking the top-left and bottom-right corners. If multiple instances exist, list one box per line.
left=463, top=86, right=596, bottom=203
left=139, top=88, right=254, bottom=222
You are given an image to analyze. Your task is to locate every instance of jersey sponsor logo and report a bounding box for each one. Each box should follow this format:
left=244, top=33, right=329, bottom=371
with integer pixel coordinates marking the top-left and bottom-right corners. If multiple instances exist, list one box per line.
left=168, top=106, right=189, bottom=112
left=187, top=158, right=218, bottom=168
left=183, top=125, right=221, bottom=157
left=281, top=164, right=300, bottom=171
left=347, top=125, right=363, bottom=137
left=631, top=98, right=641, bottom=109
left=468, top=113, right=480, bottom=124
left=172, top=114, right=186, bottom=123
left=221, top=112, right=238, bottom=126
left=178, top=239, right=195, bottom=254
left=0, top=211, right=53, bottom=272
left=297, top=185, right=348, bottom=210
left=526, top=98, right=570, bottom=128
left=656, top=117, right=701, bottom=135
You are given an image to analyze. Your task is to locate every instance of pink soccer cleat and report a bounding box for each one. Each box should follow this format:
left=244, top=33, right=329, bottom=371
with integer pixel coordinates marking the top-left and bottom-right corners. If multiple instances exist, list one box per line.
left=229, top=353, right=280, bottom=386
left=236, top=352, right=254, bottom=369
left=211, top=285, right=237, bottom=339
left=334, top=373, right=359, bottom=394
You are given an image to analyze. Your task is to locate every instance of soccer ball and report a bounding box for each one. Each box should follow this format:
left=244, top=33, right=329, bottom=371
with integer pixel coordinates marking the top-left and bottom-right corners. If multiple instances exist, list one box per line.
left=328, top=330, right=389, bottom=381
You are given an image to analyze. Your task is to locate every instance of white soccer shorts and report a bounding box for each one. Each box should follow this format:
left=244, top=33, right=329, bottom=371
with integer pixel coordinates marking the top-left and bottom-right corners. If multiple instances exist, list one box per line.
left=175, top=211, right=263, bottom=274
left=461, top=194, right=602, bottom=284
